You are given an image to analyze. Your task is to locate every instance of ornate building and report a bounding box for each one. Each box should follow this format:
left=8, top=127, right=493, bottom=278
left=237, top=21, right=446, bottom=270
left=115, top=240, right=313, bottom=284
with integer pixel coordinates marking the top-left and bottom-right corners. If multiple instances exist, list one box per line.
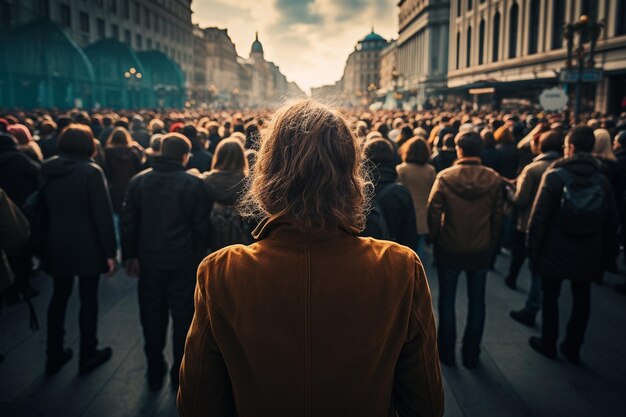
left=448, top=0, right=626, bottom=113
left=341, top=30, right=389, bottom=104
left=396, top=0, right=450, bottom=108
left=379, top=40, right=398, bottom=93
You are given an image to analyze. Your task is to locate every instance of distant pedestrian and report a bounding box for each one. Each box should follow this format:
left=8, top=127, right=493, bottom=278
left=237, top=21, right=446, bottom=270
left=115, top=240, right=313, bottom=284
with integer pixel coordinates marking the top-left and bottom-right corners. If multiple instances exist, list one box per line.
left=527, top=126, right=618, bottom=364
left=428, top=130, right=503, bottom=369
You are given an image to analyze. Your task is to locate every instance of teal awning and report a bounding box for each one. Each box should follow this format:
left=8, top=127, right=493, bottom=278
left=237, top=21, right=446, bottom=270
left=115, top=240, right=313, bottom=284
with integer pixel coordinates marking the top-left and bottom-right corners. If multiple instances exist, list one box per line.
left=84, top=38, right=147, bottom=88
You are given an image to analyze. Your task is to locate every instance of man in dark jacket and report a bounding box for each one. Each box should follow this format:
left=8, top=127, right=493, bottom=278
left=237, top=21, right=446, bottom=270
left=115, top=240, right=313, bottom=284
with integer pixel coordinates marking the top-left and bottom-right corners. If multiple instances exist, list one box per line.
left=183, top=124, right=213, bottom=172
left=428, top=131, right=503, bottom=369
left=527, top=126, right=618, bottom=364
left=613, top=130, right=626, bottom=294
left=0, top=132, right=40, bottom=303
left=430, top=133, right=457, bottom=173
left=361, top=139, right=418, bottom=251
left=121, top=133, right=210, bottom=391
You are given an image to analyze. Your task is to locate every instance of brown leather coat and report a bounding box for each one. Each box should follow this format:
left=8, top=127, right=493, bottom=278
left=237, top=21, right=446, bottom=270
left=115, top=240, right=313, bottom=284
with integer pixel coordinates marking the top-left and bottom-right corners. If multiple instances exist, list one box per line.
left=178, top=215, right=444, bottom=417
left=427, top=158, right=503, bottom=270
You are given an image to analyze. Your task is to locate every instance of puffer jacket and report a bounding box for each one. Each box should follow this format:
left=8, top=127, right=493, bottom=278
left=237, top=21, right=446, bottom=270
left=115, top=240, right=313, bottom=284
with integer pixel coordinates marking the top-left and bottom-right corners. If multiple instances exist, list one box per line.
left=427, top=158, right=503, bottom=270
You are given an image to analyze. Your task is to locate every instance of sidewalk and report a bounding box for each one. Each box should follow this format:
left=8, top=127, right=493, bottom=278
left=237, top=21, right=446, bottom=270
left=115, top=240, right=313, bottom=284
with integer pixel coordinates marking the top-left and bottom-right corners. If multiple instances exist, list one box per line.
left=0, top=249, right=624, bottom=417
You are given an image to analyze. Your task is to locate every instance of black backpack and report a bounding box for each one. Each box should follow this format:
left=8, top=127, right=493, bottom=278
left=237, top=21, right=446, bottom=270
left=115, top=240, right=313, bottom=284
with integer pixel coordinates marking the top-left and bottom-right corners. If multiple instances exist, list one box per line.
left=553, top=168, right=606, bottom=237
left=363, top=184, right=395, bottom=241
left=209, top=202, right=250, bottom=251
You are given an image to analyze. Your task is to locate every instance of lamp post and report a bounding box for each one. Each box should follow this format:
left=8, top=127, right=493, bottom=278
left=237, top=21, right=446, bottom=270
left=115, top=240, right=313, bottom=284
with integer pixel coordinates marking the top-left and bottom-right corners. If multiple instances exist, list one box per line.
left=563, top=15, right=604, bottom=124
left=124, top=67, right=142, bottom=109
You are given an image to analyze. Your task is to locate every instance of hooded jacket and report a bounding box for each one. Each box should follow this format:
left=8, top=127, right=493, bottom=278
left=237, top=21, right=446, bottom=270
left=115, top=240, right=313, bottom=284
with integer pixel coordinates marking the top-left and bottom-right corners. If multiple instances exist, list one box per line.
left=512, top=151, right=561, bottom=232
left=177, top=215, right=444, bottom=417
left=428, top=158, right=503, bottom=270
left=40, top=154, right=116, bottom=276
left=527, top=153, right=618, bottom=281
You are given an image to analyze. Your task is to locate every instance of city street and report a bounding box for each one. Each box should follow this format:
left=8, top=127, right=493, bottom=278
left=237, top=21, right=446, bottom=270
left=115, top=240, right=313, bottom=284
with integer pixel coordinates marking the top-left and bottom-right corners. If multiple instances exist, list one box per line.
left=0, top=248, right=624, bottom=417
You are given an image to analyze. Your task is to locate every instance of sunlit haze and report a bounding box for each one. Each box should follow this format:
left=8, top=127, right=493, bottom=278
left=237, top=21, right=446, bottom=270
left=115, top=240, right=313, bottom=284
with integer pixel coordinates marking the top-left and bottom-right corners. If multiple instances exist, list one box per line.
left=192, top=0, right=397, bottom=94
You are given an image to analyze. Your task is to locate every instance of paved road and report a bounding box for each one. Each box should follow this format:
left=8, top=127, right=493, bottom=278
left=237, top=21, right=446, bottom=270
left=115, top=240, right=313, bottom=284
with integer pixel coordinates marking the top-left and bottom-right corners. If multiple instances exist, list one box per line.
left=1, top=248, right=625, bottom=417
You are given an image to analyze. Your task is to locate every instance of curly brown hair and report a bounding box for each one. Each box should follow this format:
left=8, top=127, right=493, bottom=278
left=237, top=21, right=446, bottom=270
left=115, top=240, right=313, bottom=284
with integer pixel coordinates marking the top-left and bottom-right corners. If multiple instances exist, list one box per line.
left=238, top=99, right=370, bottom=233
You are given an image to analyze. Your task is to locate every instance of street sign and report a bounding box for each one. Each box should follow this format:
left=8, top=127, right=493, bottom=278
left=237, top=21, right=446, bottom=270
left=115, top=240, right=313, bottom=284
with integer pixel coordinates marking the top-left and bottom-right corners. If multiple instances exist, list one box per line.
left=559, top=68, right=603, bottom=83
left=539, top=87, right=568, bottom=111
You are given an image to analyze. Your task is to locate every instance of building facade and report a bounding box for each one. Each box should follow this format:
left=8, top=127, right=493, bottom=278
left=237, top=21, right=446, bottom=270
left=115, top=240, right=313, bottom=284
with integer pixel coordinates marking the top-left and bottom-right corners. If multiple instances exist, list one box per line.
left=397, top=0, right=450, bottom=108
left=341, top=30, right=389, bottom=104
left=448, top=0, right=626, bottom=113
left=379, top=40, right=398, bottom=93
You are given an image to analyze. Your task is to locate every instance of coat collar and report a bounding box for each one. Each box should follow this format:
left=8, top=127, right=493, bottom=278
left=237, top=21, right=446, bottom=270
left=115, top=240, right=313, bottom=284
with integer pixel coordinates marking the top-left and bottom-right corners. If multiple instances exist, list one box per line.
left=454, top=157, right=481, bottom=166
left=252, top=214, right=354, bottom=244
left=533, top=151, right=561, bottom=162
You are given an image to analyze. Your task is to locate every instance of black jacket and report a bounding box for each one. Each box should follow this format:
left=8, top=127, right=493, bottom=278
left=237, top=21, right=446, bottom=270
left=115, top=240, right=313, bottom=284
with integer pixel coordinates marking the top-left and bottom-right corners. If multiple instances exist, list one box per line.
left=41, top=154, right=116, bottom=276
left=121, top=157, right=210, bottom=269
left=430, top=150, right=456, bottom=173
left=480, top=146, right=501, bottom=172
left=0, top=138, right=40, bottom=207
left=495, top=143, right=520, bottom=179
left=203, top=170, right=245, bottom=206
left=527, top=154, right=618, bottom=281
left=363, top=163, right=418, bottom=251
left=104, top=146, right=143, bottom=213
left=38, top=134, right=58, bottom=159
left=187, top=142, right=213, bottom=173
left=615, top=148, right=626, bottom=212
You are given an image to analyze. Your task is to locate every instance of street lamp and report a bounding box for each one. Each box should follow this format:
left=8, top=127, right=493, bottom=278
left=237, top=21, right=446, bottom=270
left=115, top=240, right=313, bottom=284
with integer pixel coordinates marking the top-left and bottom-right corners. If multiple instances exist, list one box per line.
left=125, top=67, right=142, bottom=108
left=562, top=15, right=604, bottom=123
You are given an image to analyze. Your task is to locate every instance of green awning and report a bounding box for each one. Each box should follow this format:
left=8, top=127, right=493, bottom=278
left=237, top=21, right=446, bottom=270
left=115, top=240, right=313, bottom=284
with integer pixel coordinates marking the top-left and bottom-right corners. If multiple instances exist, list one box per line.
left=84, top=38, right=146, bottom=88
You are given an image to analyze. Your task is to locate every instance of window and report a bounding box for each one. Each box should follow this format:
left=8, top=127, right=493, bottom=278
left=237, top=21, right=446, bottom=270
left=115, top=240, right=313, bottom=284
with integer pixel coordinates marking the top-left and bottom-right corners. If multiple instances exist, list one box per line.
left=528, top=0, right=540, bottom=54
left=122, top=0, right=129, bottom=19
left=508, top=2, right=519, bottom=59
left=134, top=2, right=140, bottom=24
left=136, top=33, right=143, bottom=49
left=466, top=26, right=472, bottom=67
left=478, top=19, right=485, bottom=65
left=145, top=8, right=150, bottom=29
left=618, top=0, right=626, bottom=35
left=456, top=0, right=461, bottom=17
left=154, top=13, right=160, bottom=32
left=551, top=0, right=565, bottom=50
left=97, top=18, right=105, bottom=38
left=146, top=38, right=152, bottom=49
left=79, top=11, right=89, bottom=32
left=124, top=29, right=131, bottom=44
left=468, top=0, right=473, bottom=11
left=110, top=0, right=117, bottom=14
left=111, top=24, right=119, bottom=39
left=493, top=11, right=501, bottom=61
left=456, top=31, right=461, bottom=69
left=59, top=3, right=71, bottom=28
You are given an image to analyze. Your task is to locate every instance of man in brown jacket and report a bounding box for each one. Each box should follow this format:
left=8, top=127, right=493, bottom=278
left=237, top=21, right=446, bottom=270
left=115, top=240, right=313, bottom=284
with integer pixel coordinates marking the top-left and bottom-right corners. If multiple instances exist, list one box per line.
left=428, top=130, right=503, bottom=369
left=508, top=131, right=563, bottom=326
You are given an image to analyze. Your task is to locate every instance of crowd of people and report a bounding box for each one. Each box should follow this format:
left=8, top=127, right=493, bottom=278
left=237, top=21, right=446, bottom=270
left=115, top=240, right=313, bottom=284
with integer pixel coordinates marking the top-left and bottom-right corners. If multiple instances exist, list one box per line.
left=1, top=100, right=625, bottom=415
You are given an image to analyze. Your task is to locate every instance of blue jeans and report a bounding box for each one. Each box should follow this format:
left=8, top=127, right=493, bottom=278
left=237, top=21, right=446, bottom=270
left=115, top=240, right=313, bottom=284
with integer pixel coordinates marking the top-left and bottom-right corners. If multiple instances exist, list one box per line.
left=524, top=273, right=542, bottom=316
left=437, top=266, right=487, bottom=361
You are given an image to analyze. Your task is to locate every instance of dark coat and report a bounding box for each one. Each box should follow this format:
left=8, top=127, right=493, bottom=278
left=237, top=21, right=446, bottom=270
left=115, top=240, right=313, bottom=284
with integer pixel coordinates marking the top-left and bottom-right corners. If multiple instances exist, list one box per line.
left=615, top=148, right=626, bottom=211
left=104, top=146, right=143, bottom=213
left=430, top=149, right=456, bottom=173
left=203, top=170, right=245, bottom=206
left=363, top=163, right=419, bottom=250
left=40, top=155, right=116, bottom=277
left=38, top=134, right=58, bottom=159
left=121, top=157, right=210, bottom=269
left=480, top=146, right=501, bottom=172
left=187, top=143, right=213, bottom=173
left=527, top=154, right=618, bottom=281
left=495, top=142, right=520, bottom=179
left=0, top=138, right=40, bottom=207
left=0, top=188, right=30, bottom=291
left=178, top=215, right=444, bottom=417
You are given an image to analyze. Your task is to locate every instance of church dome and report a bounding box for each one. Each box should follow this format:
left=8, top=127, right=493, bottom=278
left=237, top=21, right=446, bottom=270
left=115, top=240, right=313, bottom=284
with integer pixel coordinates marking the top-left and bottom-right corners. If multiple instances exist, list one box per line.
left=251, top=32, right=264, bottom=54
left=362, top=31, right=386, bottom=43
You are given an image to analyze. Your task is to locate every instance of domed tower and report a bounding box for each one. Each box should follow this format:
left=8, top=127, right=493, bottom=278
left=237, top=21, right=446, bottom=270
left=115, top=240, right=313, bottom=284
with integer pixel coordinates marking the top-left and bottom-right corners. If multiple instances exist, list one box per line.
left=250, top=31, right=264, bottom=59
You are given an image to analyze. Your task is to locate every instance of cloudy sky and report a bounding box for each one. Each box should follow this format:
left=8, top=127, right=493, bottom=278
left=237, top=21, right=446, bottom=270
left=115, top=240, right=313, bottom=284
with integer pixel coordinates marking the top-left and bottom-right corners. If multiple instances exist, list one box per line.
left=192, top=0, right=398, bottom=93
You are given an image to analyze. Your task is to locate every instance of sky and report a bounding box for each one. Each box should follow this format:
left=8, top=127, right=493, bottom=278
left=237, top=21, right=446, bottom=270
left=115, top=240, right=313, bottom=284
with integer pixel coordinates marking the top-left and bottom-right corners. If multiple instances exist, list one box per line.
left=192, top=0, right=398, bottom=94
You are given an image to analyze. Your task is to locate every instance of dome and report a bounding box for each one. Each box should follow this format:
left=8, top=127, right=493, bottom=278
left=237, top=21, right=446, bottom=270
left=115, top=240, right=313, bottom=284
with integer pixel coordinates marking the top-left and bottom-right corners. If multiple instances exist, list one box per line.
left=362, top=31, right=386, bottom=43
left=251, top=32, right=264, bottom=54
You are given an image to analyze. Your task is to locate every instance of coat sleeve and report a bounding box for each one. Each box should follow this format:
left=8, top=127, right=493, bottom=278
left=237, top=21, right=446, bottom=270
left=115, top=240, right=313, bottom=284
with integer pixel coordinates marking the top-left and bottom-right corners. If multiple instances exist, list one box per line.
left=87, top=167, right=117, bottom=259
left=177, top=259, right=236, bottom=417
left=0, top=189, right=30, bottom=250
left=427, top=177, right=444, bottom=243
left=190, top=180, right=211, bottom=257
left=399, top=188, right=420, bottom=250
left=512, top=164, right=535, bottom=209
left=527, top=170, right=558, bottom=266
left=490, top=182, right=504, bottom=248
left=602, top=179, right=619, bottom=268
left=393, top=257, right=444, bottom=417
left=120, top=177, right=140, bottom=261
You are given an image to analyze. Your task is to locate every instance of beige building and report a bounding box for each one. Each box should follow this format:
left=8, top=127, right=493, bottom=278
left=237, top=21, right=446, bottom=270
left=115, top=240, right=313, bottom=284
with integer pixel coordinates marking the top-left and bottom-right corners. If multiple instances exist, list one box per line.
left=379, top=40, right=398, bottom=93
left=396, top=0, right=450, bottom=108
left=203, top=27, right=243, bottom=99
left=341, top=30, right=389, bottom=105
left=448, top=0, right=626, bottom=113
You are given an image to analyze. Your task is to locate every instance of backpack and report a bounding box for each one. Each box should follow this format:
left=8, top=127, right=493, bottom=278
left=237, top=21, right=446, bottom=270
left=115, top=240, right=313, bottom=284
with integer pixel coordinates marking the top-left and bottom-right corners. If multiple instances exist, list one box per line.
left=553, top=168, right=606, bottom=237
left=364, top=184, right=395, bottom=241
left=209, top=202, right=250, bottom=250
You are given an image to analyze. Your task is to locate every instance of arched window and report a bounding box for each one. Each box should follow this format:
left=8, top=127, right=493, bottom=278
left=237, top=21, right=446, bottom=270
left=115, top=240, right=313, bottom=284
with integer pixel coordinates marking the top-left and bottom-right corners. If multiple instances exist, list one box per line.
left=618, top=0, right=626, bottom=36
left=493, top=11, right=501, bottom=62
left=528, top=0, right=540, bottom=54
left=551, top=0, right=565, bottom=50
left=478, top=19, right=485, bottom=65
left=466, top=26, right=472, bottom=67
left=456, top=31, right=461, bottom=69
left=508, top=2, right=519, bottom=59
left=468, top=0, right=473, bottom=11
left=457, top=0, right=461, bottom=17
